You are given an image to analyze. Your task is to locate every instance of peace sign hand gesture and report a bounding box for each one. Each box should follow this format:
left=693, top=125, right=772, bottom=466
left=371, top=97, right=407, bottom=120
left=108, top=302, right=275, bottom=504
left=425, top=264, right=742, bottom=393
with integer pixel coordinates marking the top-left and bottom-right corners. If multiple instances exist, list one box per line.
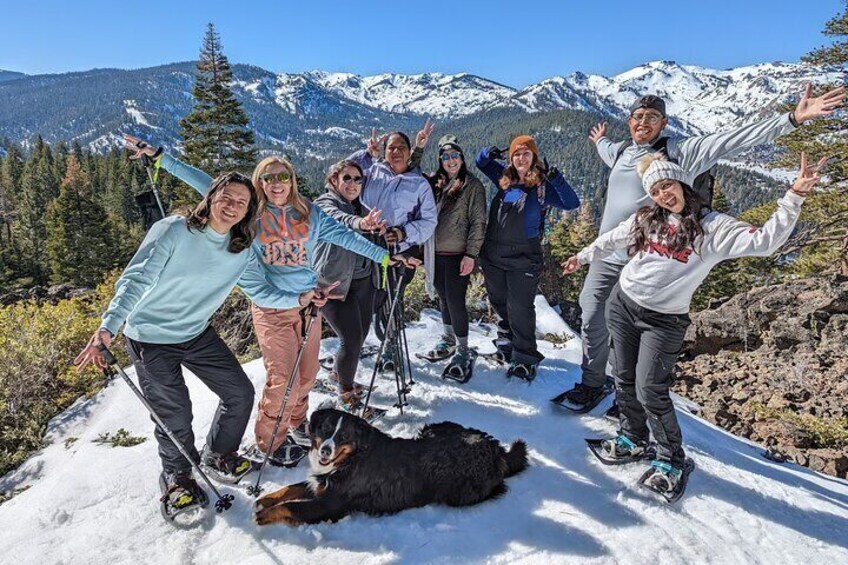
left=367, top=128, right=388, bottom=158
left=790, top=152, right=828, bottom=197
left=415, top=118, right=435, bottom=149
left=793, top=84, right=846, bottom=124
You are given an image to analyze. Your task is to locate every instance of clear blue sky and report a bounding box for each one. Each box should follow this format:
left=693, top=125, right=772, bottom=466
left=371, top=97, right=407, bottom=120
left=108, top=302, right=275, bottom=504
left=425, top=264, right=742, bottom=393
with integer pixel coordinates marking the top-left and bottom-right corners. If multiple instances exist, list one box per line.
left=0, top=0, right=843, bottom=87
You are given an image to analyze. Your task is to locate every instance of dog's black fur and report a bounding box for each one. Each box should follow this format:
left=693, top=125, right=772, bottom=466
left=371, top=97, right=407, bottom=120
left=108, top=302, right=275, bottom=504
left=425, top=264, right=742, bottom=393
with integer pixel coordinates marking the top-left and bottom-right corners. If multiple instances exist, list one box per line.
left=255, top=408, right=528, bottom=525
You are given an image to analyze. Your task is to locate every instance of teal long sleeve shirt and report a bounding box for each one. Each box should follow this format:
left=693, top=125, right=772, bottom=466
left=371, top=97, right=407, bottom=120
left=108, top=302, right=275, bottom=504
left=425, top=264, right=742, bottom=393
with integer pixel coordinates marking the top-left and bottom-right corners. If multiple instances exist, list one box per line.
left=101, top=216, right=296, bottom=344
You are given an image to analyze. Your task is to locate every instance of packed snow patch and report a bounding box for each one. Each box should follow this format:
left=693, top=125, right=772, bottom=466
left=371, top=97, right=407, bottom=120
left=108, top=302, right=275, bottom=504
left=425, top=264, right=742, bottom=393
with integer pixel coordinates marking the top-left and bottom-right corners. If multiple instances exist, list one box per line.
left=0, top=298, right=846, bottom=564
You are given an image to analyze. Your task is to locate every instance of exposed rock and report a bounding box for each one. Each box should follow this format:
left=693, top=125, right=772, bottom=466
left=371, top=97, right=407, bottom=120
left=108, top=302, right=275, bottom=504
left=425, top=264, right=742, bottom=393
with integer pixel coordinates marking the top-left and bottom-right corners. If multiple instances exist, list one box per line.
left=674, top=275, right=848, bottom=479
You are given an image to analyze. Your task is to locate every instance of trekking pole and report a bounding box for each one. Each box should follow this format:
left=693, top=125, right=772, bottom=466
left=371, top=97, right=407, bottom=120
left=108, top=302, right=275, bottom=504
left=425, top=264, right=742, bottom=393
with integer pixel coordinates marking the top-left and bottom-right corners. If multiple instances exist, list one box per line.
left=362, top=263, right=407, bottom=416
left=387, top=268, right=409, bottom=411
left=140, top=153, right=166, bottom=219
left=248, top=303, right=320, bottom=497
left=96, top=344, right=234, bottom=513
left=389, top=243, right=415, bottom=390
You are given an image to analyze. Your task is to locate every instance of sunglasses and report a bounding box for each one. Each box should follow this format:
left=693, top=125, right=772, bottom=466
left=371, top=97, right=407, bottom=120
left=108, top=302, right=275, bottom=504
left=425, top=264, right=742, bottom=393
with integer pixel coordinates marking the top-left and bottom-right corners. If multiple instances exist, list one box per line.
left=341, top=174, right=363, bottom=185
left=440, top=152, right=462, bottom=162
left=259, top=171, right=292, bottom=183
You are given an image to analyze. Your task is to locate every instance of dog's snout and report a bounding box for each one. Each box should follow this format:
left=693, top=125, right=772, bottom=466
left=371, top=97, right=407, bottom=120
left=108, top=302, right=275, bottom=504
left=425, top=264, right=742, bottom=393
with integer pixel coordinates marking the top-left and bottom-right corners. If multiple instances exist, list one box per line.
left=319, top=442, right=334, bottom=458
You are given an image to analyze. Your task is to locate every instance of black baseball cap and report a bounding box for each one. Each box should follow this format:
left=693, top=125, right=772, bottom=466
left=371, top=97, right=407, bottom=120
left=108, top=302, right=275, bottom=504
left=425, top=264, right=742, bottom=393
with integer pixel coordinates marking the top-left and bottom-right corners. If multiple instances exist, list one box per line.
left=629, top=95, right=667, bottom=117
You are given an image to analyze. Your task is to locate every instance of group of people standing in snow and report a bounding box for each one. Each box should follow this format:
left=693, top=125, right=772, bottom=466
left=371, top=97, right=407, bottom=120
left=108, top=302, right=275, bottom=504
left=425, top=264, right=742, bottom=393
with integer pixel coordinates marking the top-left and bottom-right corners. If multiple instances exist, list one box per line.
left=74, top=82, right=844, bottom=509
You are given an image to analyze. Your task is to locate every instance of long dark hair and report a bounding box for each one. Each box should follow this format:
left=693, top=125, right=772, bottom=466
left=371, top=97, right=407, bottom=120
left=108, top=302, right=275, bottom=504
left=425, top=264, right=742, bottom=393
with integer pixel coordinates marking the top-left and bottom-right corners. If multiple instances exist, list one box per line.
left=186, top=172, right=258, bottom=253
left=431, top=150, right=468, bottom=200
left=628, top=184, right=706, bottom=257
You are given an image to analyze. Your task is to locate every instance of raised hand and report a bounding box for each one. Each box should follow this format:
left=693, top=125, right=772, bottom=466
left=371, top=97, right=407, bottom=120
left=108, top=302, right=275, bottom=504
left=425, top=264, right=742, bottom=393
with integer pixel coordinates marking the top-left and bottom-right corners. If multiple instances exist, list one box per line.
left=790, top=152, right=827, bottom=197
left=541, top=157, right=560, bottom=181
left=415, top=118, right=435, bottom=149
left=794, top=84, right=846, bottom=124
left=589, top=121, right=608, bottom=144
left=73, top=329, right=113, bottom=372
left=459, top=256, right=475, bottom=276
left=561, top=256, right=582, bottom=275
left=123, top=134, right=158, bottom=160
left=367, top=128, right=388, bottom=158
left=488, top=146, right=507, bottom=161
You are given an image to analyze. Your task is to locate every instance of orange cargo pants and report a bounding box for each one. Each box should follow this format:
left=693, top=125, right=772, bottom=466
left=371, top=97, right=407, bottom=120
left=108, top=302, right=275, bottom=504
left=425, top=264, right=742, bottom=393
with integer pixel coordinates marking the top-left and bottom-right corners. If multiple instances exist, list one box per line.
left=251, top=304, right=321, bottom=453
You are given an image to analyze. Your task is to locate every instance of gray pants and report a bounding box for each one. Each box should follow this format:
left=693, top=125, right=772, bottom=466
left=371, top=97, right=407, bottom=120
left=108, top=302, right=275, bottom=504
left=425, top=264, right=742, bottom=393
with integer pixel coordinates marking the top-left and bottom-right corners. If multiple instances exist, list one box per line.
left=578, top=260, right=625, bottom=388
left=607, top=285, right=690, bottom=466
left=126, top=327, right=255, bottom=475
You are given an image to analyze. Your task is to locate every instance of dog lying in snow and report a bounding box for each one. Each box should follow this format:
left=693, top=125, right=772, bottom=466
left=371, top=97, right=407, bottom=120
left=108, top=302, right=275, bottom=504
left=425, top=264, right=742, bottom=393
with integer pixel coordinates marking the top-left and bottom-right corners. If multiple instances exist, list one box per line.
left=254, top=408, right=528, bottom=525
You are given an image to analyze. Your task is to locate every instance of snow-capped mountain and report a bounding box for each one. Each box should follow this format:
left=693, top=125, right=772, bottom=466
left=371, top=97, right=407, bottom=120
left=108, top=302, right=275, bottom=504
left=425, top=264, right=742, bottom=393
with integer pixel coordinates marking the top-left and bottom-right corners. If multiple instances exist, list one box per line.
left=2, top=302, right=846, bottom=564
left=0, top=60, right=842, bottom=158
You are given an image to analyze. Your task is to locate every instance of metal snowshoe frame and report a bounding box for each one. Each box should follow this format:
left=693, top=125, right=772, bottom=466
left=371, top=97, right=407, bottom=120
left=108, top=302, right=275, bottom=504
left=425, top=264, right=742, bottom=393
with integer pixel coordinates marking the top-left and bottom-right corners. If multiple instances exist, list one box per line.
left=97, top=344, right=234, bottom=516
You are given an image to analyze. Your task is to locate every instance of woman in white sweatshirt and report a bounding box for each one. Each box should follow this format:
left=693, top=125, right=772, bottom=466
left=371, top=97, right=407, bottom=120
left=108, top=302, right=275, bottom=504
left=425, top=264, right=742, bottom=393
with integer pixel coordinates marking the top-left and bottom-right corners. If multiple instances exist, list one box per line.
left=561, top=152, right=824, bottom=497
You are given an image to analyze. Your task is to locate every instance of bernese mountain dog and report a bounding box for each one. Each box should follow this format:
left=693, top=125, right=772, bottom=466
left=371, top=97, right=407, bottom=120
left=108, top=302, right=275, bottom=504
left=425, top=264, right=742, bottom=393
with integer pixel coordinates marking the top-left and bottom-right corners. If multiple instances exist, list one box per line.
left=254, top=408, right=528, bottom=526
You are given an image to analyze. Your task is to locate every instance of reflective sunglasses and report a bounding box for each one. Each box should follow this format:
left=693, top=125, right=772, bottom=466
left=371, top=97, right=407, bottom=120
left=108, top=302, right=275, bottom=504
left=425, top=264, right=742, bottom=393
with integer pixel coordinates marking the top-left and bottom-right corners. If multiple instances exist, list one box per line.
left=630, top=112, right=663, bottom=125
left=259, top=171, right=292, bottom=183
left=440, top=152, right=462, bottom=162
left=341, top=174, right=363, bottom=185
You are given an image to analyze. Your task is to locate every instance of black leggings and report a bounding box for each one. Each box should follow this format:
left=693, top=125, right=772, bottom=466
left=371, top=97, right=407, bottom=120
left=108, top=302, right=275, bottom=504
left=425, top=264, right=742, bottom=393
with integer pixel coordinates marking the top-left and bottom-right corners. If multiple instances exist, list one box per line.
left=433, top=254, right=471, bottom=338
left=322, top=276, right=376, bottom=390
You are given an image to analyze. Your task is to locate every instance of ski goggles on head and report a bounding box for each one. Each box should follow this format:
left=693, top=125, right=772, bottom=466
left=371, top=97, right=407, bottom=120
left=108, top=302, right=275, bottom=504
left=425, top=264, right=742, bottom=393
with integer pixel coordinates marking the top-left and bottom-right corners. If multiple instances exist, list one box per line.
left=440, top=152, right=462, bottom=162
left=341, top=174, right=363, bottom=185
left=259, top=171, right=292, bottom=183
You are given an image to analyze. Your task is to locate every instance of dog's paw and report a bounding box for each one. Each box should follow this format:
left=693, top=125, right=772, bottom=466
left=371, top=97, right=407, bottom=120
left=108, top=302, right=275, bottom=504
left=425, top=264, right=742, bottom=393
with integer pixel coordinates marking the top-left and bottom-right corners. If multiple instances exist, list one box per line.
left=254, top=504, right=302, bottom=527
left=255, top=494, right=278, bottom=510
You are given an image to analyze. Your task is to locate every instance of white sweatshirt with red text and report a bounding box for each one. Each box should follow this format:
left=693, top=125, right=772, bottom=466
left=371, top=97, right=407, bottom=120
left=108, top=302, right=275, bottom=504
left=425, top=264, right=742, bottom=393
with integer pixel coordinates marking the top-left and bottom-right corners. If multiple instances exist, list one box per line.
left=576, top=191, right=805, bottom=314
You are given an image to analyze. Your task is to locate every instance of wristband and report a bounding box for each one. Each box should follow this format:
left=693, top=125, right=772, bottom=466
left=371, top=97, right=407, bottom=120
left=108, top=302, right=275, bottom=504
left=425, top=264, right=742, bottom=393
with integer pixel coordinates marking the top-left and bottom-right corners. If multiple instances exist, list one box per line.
left=788, top=111, right=800, bottom=128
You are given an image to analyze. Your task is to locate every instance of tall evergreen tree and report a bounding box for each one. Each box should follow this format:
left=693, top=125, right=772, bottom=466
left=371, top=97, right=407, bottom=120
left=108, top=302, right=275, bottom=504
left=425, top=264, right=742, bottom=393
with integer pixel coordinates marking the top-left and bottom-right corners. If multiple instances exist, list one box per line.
left=15, top=137, right=57, bottom=284
left=179, top=23, right=257, bottom=182
left=548, top=202, right=599, bottom=302
left=772, top=1, right=848, bottom=274
left=46, top=156, right=115, bottom=286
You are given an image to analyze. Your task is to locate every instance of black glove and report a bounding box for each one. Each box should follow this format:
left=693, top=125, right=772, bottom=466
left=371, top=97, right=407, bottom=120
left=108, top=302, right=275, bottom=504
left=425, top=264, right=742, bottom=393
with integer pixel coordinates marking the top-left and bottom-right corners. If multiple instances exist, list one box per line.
left=542, top=157, right=559, bottom=181
left=488, top=146, right=506, bottom=161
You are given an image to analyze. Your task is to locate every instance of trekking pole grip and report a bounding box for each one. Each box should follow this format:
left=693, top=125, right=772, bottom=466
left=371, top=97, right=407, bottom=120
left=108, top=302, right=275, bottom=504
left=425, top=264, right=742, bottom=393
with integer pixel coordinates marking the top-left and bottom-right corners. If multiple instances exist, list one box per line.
left=96, top=343, right=118, bottom=366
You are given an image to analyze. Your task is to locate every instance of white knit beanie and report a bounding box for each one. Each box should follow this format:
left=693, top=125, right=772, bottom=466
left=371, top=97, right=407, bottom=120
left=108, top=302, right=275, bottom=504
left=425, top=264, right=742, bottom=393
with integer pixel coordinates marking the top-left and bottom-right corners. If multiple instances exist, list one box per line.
left=639, top=155, right=690, bottom=194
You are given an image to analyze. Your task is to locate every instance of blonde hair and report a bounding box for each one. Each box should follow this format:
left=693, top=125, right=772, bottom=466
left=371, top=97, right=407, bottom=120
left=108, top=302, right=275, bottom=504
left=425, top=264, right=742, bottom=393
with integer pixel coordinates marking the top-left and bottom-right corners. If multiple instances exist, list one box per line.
left=252, top=156, right=312, bottom=220
left=636, top=152, right=668, bottom=178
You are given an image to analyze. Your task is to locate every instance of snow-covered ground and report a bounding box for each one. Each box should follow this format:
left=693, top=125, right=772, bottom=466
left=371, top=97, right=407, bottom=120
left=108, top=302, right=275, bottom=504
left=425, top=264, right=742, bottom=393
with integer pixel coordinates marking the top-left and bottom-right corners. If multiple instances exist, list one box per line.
left=1, top=299, right=846, bottom=564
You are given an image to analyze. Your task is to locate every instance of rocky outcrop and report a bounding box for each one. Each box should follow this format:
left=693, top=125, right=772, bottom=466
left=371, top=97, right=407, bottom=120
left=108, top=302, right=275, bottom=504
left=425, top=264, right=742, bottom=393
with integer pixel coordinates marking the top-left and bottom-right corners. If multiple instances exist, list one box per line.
left=673, top=275, right=848, bottom=478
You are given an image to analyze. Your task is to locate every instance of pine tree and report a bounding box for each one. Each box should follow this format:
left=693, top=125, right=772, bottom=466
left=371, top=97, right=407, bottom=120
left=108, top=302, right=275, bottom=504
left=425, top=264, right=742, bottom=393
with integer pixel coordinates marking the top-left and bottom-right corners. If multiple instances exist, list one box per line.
left=46, top=156, right=115, bottom=286
left=772, top=1, right=848, bottom=274
left=548, top=202, right=599, bottom=302
left=179, top=23, right=257, bottom=185
left=15, top=137, right=58, bottom=284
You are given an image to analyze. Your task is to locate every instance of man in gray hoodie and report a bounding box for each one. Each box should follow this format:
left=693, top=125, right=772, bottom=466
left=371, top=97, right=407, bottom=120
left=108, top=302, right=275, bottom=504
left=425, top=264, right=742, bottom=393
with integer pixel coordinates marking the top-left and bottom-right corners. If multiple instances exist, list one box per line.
left=559, top=84, right=846, bottom=411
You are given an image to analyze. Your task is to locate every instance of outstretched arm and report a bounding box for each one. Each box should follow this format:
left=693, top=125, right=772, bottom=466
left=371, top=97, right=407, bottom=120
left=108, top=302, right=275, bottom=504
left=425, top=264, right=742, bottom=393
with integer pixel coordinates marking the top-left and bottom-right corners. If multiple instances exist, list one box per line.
left=475, top=146, right=507, bottom=188
left=124, top=134, right=213, bottom=195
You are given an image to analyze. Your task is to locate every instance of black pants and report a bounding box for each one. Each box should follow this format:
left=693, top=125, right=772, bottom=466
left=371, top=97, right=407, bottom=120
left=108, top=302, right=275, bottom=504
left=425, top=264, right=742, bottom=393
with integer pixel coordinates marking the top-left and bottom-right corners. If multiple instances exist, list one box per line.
left=322, top=275, right=376, bottom=389
left=126, top=327, right=255, bottom=475
left=481, top=262, right=543, bottom=365
left=607, top=285, right=690, bottom=467
left=433, top=254, right=471, bottom=339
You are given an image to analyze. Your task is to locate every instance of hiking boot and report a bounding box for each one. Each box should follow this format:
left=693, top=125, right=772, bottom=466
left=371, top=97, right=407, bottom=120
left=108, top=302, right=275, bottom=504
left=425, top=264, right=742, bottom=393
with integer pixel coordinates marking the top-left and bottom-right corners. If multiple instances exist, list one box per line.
left=378, top=349, right=397, bottom=372
left=338, top=388, right=364, bottom=413
left=200, top=448, right=255, bottom=484
left=160, top=471, right=205, bottom=511
left=287, top=420, right=311, bottom=448
left=563, top=383, right=608, bottom=409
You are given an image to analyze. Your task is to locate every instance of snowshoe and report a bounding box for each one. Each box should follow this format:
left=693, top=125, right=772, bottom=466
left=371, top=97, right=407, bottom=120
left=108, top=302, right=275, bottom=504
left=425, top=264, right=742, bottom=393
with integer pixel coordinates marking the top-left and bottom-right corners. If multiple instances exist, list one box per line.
left=337, top=389, right=388, bottom=423
left=442, top=349, right=477, bottom=384
left=638, top=458, right=695, bottom=503
left=603, top=403, right=621, bottom=423
left=313, top=373, right=374, bottom=395
left=479, top=339, right=511, bottom=366
left=377, top=349, right=397, bottom=373
left=586, top=436, right=655, bottom=466
left=159, top=472, right=209, bottom=527
left=200, top=449, right=258, bottom=485
left=551, top=378, right=615, bottom=414
left=319, top=344, right=380, bottom=371
left=415, top=339, right=456, bottom=363
left=249, top=437, right=307, bottom=469
left=507, top=361, right=537, bottom=381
